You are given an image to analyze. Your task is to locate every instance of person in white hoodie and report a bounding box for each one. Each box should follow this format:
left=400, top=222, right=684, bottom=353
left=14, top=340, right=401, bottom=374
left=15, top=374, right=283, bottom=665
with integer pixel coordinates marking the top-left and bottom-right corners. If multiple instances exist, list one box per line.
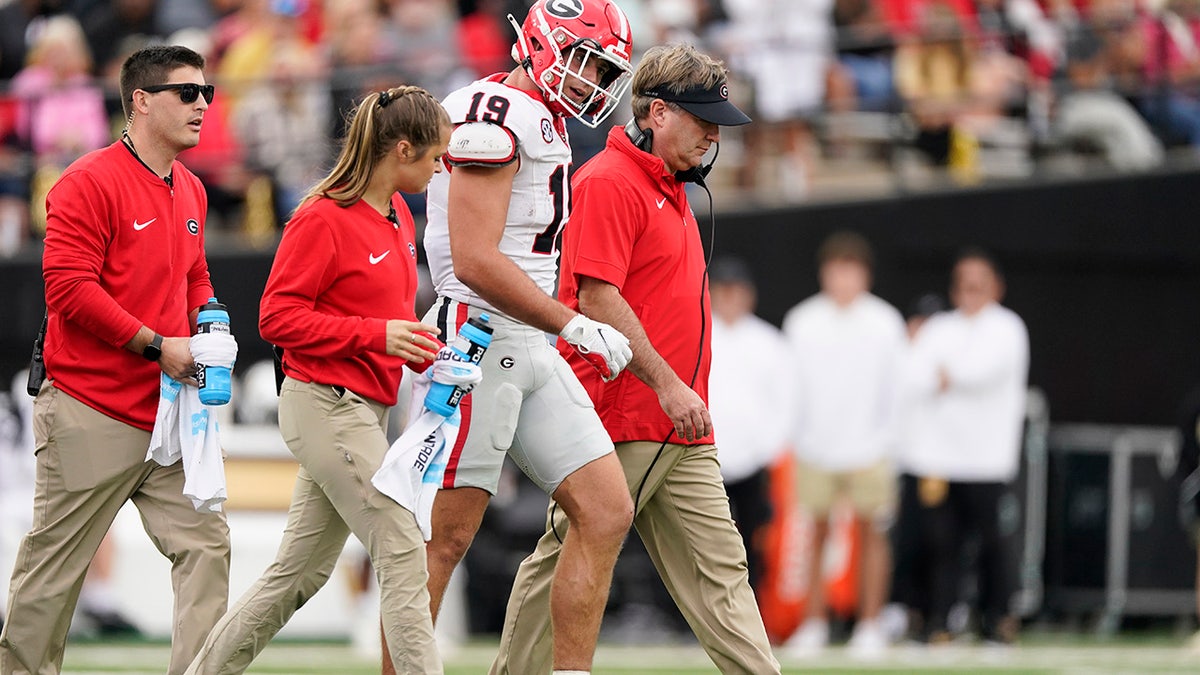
left=709, top=257, right=792, bottom=593
left=903, top=248, right=1029, bottom=645
left=782, top=231, right=907, bottom=657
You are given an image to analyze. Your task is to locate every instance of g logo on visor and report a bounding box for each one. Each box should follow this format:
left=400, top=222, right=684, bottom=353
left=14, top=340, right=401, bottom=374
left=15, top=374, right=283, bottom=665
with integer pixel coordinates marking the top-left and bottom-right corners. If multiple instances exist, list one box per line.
left=720, top=84, right=729, bottom=100
left=546, top=0, right=584, bottom=19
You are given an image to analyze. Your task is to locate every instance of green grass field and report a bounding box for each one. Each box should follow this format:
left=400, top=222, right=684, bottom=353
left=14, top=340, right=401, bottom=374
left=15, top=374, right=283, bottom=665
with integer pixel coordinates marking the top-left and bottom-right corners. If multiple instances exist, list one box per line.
left=58, top=635, right=1200, bottom=674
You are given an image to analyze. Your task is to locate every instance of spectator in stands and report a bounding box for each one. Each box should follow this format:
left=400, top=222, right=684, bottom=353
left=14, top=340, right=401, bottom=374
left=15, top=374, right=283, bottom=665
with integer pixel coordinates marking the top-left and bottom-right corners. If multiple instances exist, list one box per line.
left=723, top=0, right=835, bottom=200
left=902, top=248, right=1029, bottom=645
left=1053, top=21, right=1164, bottom=171
left=176, top=30, right=255, bottom=233
left=11, top=15, right=109, bottom=169
left=156, top=0, right=227, bottom=38
left=830, top=0, right=899, bottom=113
left=893, top=0, right=976, bottom=169
left=207, top=0, right=269, bottom=66
left=0, top=1, right=62, bottom=82
left=709, top=257, right=791, bottom=593
left=384, top=0, right=472, bottom=97
left=456, top=0, right=511, bottom=78
left=217, top=0, right=320, bottom=120
left=76, top=0, right=161, bottom=80
left=1126, top=0, right=1200, bottom=150
left=326, top=0, right=404, bottom=138
left=11, top=14, right=110, bottom=239
left=233, top=41, right=332, bottom=218
left=0, top=96, right=27, bottom=257
left=781, top=231, right=906, bottom=658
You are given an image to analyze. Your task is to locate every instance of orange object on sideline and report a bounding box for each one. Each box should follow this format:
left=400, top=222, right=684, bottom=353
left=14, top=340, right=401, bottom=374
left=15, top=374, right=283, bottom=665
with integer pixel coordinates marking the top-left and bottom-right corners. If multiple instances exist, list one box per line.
left=755, top=451, right=861, bottom=643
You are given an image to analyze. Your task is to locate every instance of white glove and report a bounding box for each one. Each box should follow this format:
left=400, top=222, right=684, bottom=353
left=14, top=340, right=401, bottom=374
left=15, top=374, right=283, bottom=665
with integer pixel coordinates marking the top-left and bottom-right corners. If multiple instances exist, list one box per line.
left=559, top=315, right=632, bottom=382
left=429, top=345, right=483, bottom=391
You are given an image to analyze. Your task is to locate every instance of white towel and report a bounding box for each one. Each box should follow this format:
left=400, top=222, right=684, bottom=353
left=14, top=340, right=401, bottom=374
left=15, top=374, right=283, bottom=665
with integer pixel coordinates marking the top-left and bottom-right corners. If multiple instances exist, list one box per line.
left=190, top=331, right=238, bottom=371
left=146, top=373, right=227, bottom=512
left=372, top=373, right=461, bottom=540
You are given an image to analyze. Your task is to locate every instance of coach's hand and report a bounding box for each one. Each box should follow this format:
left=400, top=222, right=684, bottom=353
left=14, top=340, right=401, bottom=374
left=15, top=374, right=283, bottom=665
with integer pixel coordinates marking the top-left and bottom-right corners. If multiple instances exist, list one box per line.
left=160, top=336, right=198, bottom=386
left=386, top=320, right=441, bottom=362
left=658, top=380, right=712, bottom=442
left=560, top=314, right=632, bottom=382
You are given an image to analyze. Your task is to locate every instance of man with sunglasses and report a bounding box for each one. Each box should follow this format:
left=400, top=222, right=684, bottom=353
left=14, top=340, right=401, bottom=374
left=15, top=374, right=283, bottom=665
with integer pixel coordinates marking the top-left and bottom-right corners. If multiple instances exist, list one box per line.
left=0, top=46, right=231, bottom=675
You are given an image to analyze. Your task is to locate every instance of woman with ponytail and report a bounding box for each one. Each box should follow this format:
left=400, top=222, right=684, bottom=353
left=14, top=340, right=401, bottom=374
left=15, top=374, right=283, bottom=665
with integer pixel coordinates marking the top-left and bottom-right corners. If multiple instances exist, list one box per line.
left=186, top=86, right=452, bottom=675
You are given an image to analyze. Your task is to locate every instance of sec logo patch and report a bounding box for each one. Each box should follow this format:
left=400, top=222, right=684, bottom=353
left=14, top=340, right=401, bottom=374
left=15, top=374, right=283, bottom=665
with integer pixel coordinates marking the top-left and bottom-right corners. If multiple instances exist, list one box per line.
left=541, top=119, right=554, bottom=144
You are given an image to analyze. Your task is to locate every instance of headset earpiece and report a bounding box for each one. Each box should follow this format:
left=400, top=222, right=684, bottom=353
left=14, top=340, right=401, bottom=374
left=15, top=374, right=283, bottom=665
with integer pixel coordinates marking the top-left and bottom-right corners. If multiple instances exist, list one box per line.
left=625, top=119, right=653, bottom=152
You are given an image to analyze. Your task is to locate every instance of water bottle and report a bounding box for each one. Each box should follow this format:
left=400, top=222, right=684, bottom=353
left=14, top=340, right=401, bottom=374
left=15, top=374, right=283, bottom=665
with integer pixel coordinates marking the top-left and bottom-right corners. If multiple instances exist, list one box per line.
left=424, top=313, right=493, bottom=416
left=196, top=297, right=232, bottom=406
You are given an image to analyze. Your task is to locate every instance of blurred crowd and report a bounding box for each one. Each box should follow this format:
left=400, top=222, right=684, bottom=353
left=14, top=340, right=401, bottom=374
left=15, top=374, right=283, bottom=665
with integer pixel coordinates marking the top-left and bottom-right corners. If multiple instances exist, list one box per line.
left=3, top=0, right=1200, bottom=255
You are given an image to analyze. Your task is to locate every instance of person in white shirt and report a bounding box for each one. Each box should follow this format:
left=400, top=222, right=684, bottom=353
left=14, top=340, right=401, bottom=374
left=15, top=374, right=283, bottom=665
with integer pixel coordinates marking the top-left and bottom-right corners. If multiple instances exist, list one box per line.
left=709, top=257, right=791, bottom=592
left=903, top=248, right=1029, bottom=645
left=781, top=231, right=907, bottom=657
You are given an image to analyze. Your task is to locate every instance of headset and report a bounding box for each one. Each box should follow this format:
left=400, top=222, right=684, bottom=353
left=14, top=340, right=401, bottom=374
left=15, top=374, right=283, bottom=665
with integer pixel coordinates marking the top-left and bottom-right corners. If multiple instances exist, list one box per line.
left=624, top=119, right=719, bottom=187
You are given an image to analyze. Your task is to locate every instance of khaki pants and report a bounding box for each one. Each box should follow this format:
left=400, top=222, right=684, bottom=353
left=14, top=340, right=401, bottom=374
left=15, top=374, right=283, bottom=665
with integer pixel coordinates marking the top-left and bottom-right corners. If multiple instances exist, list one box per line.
left=185, top=379, right=439, bottom=675
left=491, top=441, right=779, bottom=675
left=0, top=384, right=230, bottom=675
left=795, top=457, right=897, bottom=524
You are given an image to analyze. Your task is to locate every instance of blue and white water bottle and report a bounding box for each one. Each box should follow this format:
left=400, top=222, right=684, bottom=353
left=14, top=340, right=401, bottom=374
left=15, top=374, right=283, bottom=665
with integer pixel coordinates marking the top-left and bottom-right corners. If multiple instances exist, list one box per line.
left=424, top=313, right=493, bottom=416
left=196, top=297, right=232, bottom=406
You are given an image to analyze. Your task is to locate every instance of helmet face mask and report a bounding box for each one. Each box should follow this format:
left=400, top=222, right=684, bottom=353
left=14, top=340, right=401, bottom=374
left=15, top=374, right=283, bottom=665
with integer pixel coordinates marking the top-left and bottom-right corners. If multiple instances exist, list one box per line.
left=510, top=0, right=633, bottom=128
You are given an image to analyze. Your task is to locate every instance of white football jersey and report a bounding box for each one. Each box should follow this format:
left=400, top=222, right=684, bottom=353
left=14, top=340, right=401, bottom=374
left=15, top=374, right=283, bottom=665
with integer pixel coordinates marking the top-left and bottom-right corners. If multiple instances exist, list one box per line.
left=425, top=75, right=572, bottom=317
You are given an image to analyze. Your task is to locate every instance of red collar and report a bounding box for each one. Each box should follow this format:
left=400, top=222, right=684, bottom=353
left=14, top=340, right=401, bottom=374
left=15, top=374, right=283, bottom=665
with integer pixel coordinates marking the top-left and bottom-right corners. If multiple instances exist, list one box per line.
left=606, top=126, right=685, bottom=196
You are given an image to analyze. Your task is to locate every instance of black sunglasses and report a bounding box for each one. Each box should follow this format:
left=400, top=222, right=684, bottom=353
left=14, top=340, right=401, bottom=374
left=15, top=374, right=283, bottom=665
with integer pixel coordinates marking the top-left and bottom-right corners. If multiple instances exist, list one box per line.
left=140, top=83, right=215, bottom=104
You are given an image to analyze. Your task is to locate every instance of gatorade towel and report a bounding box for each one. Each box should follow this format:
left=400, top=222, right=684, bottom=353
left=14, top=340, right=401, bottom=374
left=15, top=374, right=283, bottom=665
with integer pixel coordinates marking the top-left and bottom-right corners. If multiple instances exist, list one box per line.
left=756, top=451, right=861, bottom=644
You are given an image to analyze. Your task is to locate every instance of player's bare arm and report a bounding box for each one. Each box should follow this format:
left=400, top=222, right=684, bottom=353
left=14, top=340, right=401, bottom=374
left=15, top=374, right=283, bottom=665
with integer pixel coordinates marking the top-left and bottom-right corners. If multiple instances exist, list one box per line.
left=448, top=162, right=577, bottom=334
left=577, top=275, right=711, bottom=441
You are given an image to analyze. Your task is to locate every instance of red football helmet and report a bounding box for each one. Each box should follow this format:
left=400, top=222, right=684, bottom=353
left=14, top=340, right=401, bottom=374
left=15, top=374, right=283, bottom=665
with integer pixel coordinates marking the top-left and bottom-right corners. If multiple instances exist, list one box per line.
left=509, top=0, right=634, bottom=127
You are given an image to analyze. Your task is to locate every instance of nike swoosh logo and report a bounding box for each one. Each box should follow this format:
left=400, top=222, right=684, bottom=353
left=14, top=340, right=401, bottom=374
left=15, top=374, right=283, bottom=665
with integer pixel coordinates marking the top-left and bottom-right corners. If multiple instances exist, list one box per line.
left=369, top=251, right=391, bottom=265
left=655, top=198, right=666, bottom=209
left=133, top=218, right=157, bottom=231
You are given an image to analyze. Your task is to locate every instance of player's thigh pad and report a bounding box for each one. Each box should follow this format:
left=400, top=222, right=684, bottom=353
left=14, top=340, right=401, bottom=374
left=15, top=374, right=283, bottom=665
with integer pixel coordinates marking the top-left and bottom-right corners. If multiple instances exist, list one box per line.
left=506, top=346, right=613, bottom=494
left=432, top=317, right=527, bottom=495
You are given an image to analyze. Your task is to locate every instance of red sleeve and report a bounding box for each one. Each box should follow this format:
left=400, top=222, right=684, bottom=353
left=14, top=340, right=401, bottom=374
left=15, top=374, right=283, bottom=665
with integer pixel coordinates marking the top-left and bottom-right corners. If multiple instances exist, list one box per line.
left=258, top=208, right=389, bottom=357
left=42, top=170, right=142, bottom=348
left=565, top=174, right=642, bottom=290
left=185, top=177, right=214, bottom=314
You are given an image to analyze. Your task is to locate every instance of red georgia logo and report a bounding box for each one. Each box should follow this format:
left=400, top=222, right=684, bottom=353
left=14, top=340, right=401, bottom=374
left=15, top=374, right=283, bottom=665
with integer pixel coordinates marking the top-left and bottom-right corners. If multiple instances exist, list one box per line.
left=720, top=84, right=729, bottom=100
